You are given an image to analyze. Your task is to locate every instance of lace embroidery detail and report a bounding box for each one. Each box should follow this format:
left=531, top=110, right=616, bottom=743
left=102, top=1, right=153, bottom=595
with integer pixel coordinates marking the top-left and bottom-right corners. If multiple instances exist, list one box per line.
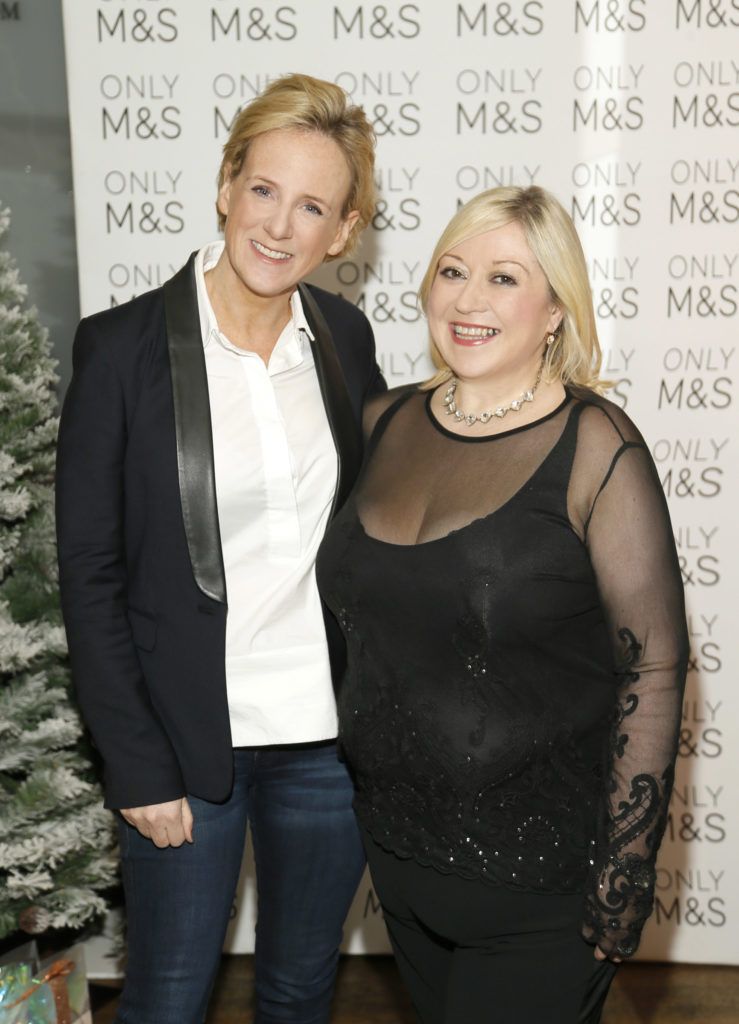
left=453, top=611, right=494, bottom=747
left=340, top=628, right=602, bottom=892
left=582, top=627, right=674, bottom=958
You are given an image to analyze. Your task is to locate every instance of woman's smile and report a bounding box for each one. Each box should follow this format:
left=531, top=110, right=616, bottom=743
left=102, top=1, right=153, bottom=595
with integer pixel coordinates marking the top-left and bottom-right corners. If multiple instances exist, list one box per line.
left=449, top=322, right=501, bottom=346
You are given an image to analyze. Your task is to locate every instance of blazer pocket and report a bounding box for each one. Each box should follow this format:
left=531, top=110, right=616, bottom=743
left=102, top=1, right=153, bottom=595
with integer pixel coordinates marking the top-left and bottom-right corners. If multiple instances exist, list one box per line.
left=127, top=607, right=157, bottom=652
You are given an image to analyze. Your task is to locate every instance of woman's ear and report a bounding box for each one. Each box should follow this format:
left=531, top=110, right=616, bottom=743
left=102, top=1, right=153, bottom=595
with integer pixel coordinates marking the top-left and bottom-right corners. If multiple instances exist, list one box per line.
left=327, top=210, right=360, bottom=257
left=217, top=165, right=234, bottom=223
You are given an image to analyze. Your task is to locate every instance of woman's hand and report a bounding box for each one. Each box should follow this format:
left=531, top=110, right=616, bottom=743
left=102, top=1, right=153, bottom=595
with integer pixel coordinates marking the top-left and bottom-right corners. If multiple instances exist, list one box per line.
left=594, top=946, right=622, bottom=964
left=121, top=797, right=194, bottom=848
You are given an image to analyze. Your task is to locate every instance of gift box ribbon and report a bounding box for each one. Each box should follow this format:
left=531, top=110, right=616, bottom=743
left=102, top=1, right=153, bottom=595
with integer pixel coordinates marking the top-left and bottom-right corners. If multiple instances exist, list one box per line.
left=4, top=958, right=74, bottom=1024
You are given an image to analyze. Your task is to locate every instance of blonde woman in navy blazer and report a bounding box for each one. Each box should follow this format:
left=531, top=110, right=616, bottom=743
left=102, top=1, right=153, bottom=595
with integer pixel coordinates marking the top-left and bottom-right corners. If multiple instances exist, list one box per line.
left=56, top=74, right=384, bottom=1024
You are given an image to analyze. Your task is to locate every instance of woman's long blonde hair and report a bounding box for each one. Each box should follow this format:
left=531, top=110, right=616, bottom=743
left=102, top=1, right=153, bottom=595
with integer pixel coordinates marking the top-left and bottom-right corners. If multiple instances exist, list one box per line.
left=419, top=186, right=608, bottom=393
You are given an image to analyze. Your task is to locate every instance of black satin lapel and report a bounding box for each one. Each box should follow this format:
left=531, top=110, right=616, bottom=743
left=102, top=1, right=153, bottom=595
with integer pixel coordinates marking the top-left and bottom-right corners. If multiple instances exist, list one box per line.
left=163, top=254, right=227, bottom=604
left=298, top=283, right=362, bottom=517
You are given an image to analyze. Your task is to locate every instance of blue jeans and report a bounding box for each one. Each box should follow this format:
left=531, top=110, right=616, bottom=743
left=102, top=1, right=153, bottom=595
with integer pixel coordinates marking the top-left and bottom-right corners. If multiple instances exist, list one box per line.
left=115, top=742, right=365, bottom=1024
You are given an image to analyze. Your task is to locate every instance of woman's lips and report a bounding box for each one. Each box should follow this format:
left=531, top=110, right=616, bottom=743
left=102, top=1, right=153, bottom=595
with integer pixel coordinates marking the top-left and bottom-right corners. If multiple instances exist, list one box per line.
left=449, top=323, right=500, bottom=346
left=251, top=239, right=293, bottom=262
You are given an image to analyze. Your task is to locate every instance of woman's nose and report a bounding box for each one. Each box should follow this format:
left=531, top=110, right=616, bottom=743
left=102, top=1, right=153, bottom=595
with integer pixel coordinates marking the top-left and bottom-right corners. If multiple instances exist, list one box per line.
left=454, top=275, right=489, bottom=314
left=264, top=202, right=293, bottom=241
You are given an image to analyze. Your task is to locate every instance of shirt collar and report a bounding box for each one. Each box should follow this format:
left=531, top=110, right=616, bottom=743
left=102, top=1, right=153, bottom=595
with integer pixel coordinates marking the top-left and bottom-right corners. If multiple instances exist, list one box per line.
left=193, top=241, right=314, bottom=371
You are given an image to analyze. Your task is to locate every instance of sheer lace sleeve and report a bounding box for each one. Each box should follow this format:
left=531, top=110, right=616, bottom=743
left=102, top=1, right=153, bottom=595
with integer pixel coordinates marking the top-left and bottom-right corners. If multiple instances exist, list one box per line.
left=579, top=413, right=689, bottom=958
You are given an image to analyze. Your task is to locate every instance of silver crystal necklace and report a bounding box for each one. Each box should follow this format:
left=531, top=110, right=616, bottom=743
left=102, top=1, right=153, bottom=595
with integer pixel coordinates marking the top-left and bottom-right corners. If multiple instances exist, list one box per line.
left=443, top=359, right=544, bottom=427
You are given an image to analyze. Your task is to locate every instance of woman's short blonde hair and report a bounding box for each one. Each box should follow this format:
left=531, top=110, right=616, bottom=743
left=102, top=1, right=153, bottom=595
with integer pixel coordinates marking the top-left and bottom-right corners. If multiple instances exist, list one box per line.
left=216, top=73, right=376, bottom=259
left=419, top=186, right=607, bottom=392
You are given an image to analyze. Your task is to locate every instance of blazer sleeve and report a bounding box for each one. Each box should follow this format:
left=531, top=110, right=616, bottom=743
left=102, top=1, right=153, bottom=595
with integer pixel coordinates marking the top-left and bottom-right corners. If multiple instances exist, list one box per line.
left=361, top=315, right=387, bottom=401
left=56, top=316, right=185, bottom=809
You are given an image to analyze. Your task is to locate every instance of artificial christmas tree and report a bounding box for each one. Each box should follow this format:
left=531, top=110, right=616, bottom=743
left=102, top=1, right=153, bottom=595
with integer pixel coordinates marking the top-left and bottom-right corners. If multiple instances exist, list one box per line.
left=0, top=205, right=118, bottom=940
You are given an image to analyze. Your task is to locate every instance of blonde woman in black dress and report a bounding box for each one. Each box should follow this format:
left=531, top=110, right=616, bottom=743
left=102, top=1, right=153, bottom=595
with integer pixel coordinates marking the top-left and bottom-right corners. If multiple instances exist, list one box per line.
left=317, top=186, right=687, bottom=1023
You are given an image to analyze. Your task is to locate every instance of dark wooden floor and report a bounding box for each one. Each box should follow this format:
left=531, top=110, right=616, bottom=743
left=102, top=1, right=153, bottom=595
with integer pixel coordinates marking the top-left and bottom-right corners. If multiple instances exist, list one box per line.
left=91, top=955, right=739, bottom=1022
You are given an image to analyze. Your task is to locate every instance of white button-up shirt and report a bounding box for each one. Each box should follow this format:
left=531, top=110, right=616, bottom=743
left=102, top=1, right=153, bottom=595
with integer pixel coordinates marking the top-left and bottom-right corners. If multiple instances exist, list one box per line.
left=195, top=241, right=339, bottom=745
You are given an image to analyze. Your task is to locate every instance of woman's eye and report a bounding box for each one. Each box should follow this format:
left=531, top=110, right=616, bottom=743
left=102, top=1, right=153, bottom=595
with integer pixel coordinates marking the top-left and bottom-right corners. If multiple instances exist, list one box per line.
left=493, top=274, right=515, bottom=285
left=252, top=185, right=271, bottom=198
left=440, top=266, right=464, bottom=279
left=303, top=204, right=323, bottom=216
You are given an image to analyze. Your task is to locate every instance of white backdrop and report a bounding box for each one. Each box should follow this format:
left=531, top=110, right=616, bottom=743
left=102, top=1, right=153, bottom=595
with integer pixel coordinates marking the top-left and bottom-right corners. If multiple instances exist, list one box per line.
left=61, top=1, right=738, bottom=964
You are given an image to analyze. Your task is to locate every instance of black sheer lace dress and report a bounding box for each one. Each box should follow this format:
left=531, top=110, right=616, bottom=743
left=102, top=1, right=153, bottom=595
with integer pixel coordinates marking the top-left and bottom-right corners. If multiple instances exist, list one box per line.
left=316, top=384, right=688, bottom=959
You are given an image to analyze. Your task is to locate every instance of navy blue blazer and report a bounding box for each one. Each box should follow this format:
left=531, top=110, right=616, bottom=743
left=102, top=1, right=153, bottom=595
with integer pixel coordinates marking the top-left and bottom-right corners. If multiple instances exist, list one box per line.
left=56, top=253, right=385, bottom=809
